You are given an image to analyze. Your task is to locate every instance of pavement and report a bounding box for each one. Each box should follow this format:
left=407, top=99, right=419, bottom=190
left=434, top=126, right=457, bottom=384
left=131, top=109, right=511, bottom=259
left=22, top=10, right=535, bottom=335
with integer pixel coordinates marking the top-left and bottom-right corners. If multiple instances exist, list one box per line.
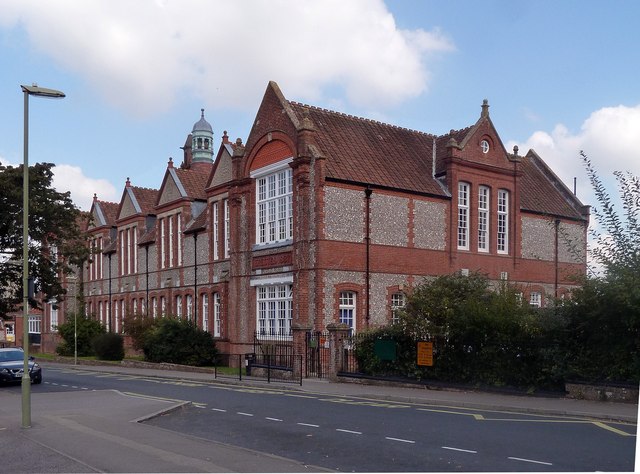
left=0, top=360, right=637, bottom=473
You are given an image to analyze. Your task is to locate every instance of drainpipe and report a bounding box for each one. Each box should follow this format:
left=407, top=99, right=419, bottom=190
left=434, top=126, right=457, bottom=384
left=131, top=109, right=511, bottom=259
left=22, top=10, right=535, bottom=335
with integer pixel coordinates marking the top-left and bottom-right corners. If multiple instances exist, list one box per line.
left=365, top=187, right=372, bottom=329
left=145, top=246, right=149, bottom=317
left=554, top=218, right=560, bottom=298
left=107, top=253, right=112, bottom=333
left=193, top=233, right=198, bottom=327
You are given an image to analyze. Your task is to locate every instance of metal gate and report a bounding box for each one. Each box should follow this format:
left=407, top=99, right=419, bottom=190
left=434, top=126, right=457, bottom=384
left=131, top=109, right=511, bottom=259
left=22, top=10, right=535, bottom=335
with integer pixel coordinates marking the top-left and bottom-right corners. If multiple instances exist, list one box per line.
left=305, top=330, right=330, bottom=378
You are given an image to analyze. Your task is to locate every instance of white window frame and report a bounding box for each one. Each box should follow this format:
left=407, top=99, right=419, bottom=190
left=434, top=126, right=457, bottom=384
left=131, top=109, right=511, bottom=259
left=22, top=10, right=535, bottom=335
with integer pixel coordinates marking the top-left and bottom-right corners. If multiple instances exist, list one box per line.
left=168, top=215, right=174, bottom=266
left=339, top=291, right=356, bottom=332
left=151, top=297, right=157, bottom=318
left=132, top=226, right=138, bottom=273
left=530, top=292, right=542, bottom=308
left=186, top=295, right=193, bottom=321
left=160, top=296, right=166, bottom=317
left=497, top=189, right=509, bottom=254
left=160, top=218, right=166, bottom=269
left=49, top=300, right=58, bottom=332
left=252, top=160, right=293, bottom=247
left=213, top=292, right=221, bottom=337
left=119, top=230, right=125, bottom=275
left=114, top=299, right=119, bottom=333
left=256, top=284, right=293, bottom=338
left=28, top=315, right=41, bottom=335
left=391, top=293, right=406, bottom=325
left=212, top=202, right=219, bottom=261
left=132, top=298, right=138, bottom=315
left=478, top=186, right=490, bottom=252
left=201, top=294, right=209, bottom=331
left=457, top=182, right=470, bottom=250
left=175, top=295, right=182, bottom=318
left=224, top=200, right=230, bottom=258
left=177, top=213, right=182, bottom=266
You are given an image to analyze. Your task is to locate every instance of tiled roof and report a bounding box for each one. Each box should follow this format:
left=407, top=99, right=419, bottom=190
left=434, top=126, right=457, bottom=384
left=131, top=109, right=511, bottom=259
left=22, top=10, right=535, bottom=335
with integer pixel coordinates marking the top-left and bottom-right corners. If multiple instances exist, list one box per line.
left=131, top=186, right=159, bottom=214
left=184, top=208, right=208, bottom=234
left=174, top=168, right=209, bottom=200
left=288, top=102, right=447, bottom=197
left=97, top=201, right=119, bottom=226
left=520, top=151, right=587, bottom=220
left=138, top=228, right=156, bottom=246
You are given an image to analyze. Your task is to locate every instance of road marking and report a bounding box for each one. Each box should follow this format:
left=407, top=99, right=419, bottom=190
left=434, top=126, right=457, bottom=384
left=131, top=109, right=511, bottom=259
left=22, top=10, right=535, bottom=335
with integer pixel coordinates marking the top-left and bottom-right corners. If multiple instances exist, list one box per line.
left=321, top=397, right=410, bottom=409
left=266, top=417, right=283, bottom=422
left=211, top=408, right=227, bottom=412
left=193, top=403, right=207, bottom=409
left=237, top=412, right=254, bottom=417
left=336, top=429, right=362, bottom=435
left=386, top=437, right=415, bottom=444
left=417, top=408, right=485, bottom=420
left=592, top=421, right=636, bottom=436
left=508, top=456, right=552, bottom=466
left=442, top=446, right=477, bottom=454
left=285, top=394, right=318, bottom=399
left=297, top=423, right=319, bottom=428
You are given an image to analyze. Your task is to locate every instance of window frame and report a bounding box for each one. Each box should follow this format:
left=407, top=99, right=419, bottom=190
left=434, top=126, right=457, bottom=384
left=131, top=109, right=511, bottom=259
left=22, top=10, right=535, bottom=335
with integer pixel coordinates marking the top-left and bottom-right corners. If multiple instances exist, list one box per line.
left=497, top=189, right=509, bottom=254
left=256, top=284, right=293, bottom=338
left=457, top=182, right=470, bottom=250
left=252, top=160, right=294, bottom=247
left=478, top=185, right=490, bottom=252
left=339, top=291, right=357, bottom=332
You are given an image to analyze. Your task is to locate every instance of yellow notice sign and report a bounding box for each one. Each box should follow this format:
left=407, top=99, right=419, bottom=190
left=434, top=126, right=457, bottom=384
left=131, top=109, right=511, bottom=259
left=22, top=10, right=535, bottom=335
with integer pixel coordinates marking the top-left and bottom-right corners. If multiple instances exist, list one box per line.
left=417, top=341, right=433, bottom=366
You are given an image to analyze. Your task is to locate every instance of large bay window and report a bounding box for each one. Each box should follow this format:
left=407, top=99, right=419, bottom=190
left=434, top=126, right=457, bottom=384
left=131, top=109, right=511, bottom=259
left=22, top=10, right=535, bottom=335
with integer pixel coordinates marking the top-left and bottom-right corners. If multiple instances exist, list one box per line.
left=257, top=284, right=292, bottom=337
left=254, top=163, right=293, bottom=246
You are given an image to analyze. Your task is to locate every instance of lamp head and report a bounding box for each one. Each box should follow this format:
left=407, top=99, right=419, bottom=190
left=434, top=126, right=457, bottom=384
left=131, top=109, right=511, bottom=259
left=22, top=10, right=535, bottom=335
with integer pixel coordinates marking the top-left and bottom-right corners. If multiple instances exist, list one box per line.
left=21, top=84, right=65, bottom=99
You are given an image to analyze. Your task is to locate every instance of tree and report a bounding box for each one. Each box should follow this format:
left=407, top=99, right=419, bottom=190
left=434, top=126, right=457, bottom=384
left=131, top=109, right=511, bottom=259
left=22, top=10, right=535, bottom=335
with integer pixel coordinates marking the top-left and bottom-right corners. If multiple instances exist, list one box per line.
left=557, top=153, right=640, bottom=383
left=142, top=317, right=218, bottom=366
left=0, top=163, right=87, bottom=318
left=55, top=313, right=106, bottom=357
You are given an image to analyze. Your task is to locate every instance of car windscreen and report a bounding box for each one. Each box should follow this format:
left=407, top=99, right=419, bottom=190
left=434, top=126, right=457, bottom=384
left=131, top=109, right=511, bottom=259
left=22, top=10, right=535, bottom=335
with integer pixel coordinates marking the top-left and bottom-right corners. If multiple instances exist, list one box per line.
left=0, top=350, right=23, bottom=361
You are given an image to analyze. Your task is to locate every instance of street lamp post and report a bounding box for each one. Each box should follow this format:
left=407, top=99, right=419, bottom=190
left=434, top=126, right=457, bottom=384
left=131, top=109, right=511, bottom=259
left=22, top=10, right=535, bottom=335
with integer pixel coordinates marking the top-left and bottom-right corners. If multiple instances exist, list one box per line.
left=20, top=84, right=65, bottom=429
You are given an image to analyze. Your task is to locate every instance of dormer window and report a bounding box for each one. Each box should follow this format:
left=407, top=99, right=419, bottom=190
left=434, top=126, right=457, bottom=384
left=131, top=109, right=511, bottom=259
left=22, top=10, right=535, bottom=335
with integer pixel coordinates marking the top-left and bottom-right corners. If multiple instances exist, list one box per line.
left=481, top=139, right=490, bottom=154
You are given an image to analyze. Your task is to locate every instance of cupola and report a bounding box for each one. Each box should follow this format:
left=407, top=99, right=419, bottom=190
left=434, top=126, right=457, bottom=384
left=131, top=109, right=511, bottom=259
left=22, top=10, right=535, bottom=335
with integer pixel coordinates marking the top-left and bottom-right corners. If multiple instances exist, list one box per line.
left=191, top=108, right=214, bottom=164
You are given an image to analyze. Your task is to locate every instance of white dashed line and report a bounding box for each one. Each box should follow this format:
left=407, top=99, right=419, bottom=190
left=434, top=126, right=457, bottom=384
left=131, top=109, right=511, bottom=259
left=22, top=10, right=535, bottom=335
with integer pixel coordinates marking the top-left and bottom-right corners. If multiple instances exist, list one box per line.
left=266, top=417, right=283, bottom=422
left=297, top=423, right=319, bottom=428
left=442, top=446, right=478, bottom=454
left=336, top=429, right=362, bottom=435
left=386, top=437, right=416, bottom=444
left=237, top=412, right=254, bottom=417
left=508, top=456, right=553, bottom=466
left=211, top=408, right=227, bottom=412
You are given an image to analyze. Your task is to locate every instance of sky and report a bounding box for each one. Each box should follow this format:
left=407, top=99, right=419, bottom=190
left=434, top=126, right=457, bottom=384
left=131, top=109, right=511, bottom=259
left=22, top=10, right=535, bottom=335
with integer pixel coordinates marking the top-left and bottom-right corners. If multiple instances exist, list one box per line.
left=1, top=0, right=639, bottom=216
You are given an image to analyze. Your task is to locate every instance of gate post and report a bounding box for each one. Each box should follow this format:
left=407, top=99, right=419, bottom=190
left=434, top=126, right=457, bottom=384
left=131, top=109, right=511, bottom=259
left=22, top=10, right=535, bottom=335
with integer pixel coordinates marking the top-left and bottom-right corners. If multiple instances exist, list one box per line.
left=327, top=323, right=351, bottom=381
left=292, top=323, right=312, bottom=379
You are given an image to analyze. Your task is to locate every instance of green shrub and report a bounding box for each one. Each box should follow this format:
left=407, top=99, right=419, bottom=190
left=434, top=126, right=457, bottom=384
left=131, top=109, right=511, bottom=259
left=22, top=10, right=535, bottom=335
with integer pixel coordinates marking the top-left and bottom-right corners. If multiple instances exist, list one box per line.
left=142, top=317, right=217, bottom=366
left=92, top=332, right=125, bottom=361
left=123, top=312, right=160, bottom=351
left=355, top=273, right=567, bottom=391
left=55, top=313, right=105, bottom=357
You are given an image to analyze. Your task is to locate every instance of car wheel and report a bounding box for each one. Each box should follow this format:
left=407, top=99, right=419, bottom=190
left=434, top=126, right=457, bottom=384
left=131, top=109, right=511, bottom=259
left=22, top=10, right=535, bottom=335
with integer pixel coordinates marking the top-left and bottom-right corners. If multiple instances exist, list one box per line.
left=32, top=375, right=42, bottom=385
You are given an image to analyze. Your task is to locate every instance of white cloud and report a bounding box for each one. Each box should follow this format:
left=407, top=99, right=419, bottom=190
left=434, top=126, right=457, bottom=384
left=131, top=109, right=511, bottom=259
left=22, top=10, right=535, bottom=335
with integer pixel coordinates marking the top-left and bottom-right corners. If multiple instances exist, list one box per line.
left=508, top=104, right=640, bottom=208
left=52, top=165, right=118, bottom=211
left=1, top=0, right=454, bottom=117
left=509, top=104, right=640, bottom=273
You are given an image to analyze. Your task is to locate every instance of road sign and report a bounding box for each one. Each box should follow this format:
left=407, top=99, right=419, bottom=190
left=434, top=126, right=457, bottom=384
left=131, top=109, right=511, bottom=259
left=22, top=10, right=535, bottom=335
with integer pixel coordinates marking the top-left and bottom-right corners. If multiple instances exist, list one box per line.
left=417, top=341, right=433, bottom=366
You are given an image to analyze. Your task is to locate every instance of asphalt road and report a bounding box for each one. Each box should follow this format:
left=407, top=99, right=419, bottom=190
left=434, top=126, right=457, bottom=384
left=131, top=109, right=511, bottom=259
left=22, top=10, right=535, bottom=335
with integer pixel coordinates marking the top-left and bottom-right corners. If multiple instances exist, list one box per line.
left=35, top=365, right=636, bottom=472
